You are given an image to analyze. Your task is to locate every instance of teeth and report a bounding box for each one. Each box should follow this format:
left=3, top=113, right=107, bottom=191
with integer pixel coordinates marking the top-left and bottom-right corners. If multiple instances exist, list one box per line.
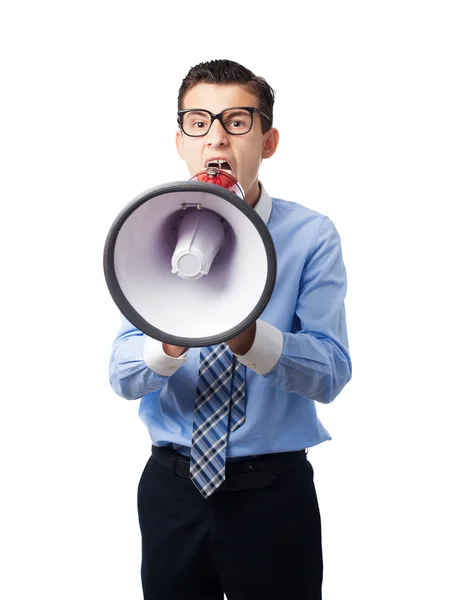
left=207, top=159, right=230, bottom=167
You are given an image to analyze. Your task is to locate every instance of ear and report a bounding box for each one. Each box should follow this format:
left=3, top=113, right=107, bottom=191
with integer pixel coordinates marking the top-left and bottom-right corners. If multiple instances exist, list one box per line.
left=261, top=127, right=280, bottom=159
left=175, top=129, right=184, bottom=160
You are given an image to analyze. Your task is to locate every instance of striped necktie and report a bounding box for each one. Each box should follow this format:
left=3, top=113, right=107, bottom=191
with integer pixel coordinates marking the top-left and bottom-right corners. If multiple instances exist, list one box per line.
left=190, top=343, right=247, bottom=499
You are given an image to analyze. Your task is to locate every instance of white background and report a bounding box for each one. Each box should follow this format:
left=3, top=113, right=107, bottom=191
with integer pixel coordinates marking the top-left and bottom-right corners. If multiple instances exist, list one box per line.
left=1, top=1, right=448, bottom=598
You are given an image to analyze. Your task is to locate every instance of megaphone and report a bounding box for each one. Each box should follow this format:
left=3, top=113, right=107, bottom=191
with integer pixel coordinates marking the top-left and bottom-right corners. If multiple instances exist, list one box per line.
left=103, top=167, right=277, bottom=347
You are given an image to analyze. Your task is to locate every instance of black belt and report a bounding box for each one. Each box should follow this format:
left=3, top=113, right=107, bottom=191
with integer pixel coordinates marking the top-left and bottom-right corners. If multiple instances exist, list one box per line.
left=151, top=444, right=307, bottom=492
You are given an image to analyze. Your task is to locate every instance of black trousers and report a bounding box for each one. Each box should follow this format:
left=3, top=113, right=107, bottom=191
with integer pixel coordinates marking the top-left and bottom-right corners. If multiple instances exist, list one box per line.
left=137, top=448, right=323, bottom=600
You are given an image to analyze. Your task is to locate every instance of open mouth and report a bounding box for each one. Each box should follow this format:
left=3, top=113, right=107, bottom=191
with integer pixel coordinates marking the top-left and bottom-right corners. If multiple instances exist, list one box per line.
left=205, top=159, right=234, bottom=174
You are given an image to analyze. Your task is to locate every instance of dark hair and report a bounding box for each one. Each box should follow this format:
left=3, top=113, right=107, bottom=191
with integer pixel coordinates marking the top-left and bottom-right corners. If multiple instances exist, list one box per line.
left=178, top=59, right=275, bottom=134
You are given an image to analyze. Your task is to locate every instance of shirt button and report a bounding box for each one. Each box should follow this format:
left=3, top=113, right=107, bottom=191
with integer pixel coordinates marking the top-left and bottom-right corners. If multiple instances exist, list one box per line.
left=248, top=464, right=253, bottom=470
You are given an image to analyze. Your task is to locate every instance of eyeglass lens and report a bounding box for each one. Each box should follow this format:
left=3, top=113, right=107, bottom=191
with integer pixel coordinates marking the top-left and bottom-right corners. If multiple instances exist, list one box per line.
left=182, top=109, right=253, bottom=136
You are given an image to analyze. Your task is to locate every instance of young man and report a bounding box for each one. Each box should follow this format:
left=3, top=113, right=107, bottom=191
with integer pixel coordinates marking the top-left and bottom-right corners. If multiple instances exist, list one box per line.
left=109, top=59, right=352, bottom=600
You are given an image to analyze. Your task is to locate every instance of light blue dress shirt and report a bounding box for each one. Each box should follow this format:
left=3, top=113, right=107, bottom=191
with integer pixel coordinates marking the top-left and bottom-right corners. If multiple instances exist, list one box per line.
left=109, top=183, right=352, bottom=458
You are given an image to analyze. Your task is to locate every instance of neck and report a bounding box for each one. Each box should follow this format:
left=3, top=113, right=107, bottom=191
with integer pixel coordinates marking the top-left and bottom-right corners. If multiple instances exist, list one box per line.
left=245, top=180, right=261, bottom=208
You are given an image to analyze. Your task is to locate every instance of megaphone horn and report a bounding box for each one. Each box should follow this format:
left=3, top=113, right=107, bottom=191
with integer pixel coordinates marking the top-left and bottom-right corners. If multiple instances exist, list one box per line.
left=103, top=169, right=277, bottom=347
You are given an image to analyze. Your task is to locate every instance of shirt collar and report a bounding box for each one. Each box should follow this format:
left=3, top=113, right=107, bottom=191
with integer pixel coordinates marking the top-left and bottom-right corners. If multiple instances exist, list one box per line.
left=252, top=181, right=272, bottom=225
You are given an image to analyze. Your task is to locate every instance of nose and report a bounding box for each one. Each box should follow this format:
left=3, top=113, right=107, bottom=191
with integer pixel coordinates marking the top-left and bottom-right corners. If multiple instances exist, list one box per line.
left=206, top=117, right=229, bottom=146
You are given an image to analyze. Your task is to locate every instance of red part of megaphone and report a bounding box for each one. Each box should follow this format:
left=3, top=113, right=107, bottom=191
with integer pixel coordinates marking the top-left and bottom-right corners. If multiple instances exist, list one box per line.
left=190, top=168, right=244, bottom=199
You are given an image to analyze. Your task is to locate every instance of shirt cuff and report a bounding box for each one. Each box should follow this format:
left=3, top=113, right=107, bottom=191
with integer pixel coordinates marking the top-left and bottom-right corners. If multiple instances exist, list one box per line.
left=233, top=320, right=283, bottom=375
left=142, top=336, right=188, bottom=376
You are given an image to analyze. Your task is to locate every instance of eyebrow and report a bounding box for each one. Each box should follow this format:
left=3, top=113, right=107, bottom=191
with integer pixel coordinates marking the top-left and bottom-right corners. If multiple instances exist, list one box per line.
left=223, top=109, right=249, bottom=116
left=184, top=109, right=210, bottom=116
left=182, top=107, right=256, bottom=115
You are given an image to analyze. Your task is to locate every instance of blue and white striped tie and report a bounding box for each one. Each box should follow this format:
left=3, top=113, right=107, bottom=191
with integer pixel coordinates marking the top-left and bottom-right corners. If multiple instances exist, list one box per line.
left=190, top=343, right=247, bottom=499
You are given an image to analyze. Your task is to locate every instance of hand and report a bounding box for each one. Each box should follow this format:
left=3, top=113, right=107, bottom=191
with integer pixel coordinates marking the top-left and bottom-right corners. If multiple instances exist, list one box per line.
left=161, top=321, right=256, bottom=358
left=163, top=343, right=187, bottom=358
left=226, top=322, right=256, bottom=356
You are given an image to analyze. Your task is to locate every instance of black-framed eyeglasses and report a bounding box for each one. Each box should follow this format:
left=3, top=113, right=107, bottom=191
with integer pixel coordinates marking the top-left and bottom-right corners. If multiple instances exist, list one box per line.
left=177, top=106, right=271, bottom=137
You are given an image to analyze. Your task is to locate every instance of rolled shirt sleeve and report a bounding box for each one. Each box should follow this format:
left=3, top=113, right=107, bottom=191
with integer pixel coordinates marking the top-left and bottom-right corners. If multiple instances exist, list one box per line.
left=233, top=319, right=283, bottom=375
left=234, top=216, right=351, bottom=404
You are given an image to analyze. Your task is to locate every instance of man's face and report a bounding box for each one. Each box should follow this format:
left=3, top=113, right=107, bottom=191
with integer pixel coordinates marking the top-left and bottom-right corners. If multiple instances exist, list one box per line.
left=176, top=83, right=279, bottom=207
